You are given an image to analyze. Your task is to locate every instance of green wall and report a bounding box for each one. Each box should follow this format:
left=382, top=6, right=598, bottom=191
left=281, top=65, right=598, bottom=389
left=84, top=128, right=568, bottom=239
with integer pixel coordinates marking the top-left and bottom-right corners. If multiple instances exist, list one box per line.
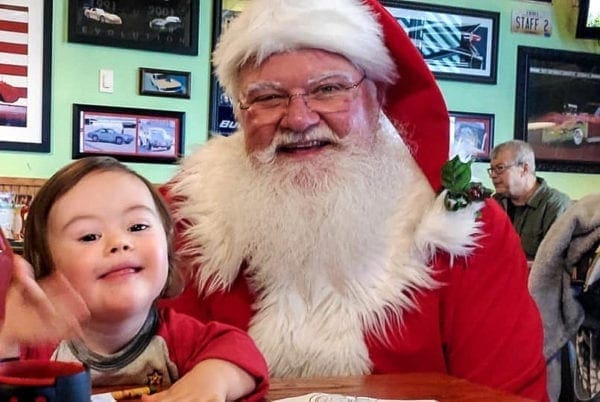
left=0, top=0, right=598, bottom=198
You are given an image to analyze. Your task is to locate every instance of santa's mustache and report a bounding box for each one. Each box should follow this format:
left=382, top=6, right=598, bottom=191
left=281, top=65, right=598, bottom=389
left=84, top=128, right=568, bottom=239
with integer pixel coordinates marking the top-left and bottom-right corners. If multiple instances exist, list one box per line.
left=252, top=127, right=342, bottom=164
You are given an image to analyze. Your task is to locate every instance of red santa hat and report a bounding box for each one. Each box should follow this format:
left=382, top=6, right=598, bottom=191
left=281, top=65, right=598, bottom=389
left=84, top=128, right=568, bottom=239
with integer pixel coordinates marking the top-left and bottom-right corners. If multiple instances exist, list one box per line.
left=212, top=0, right=449, bottom=191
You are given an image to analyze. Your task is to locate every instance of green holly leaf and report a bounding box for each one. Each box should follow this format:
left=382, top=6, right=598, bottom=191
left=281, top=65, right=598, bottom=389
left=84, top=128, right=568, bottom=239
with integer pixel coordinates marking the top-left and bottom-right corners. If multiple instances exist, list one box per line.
left=441, top=156, right=472, bottom=193
left=440, top=156, right=493, bottom=213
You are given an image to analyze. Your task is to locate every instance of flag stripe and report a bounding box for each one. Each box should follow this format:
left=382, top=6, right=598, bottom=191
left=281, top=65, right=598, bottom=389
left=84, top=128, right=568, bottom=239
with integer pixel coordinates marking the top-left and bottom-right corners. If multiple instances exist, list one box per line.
left=0, top=63, right=27, bottom=76
left=0, top=20, right=27, bottom=33
left=0, top=2, right=28, bottom=109
left=0, top=41, right=26, bottom=55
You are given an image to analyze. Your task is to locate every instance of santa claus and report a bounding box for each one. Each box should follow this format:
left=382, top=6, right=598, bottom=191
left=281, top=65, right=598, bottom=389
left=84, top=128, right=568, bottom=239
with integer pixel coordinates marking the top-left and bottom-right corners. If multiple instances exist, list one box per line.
left=161, top=0, right=548, bottom=400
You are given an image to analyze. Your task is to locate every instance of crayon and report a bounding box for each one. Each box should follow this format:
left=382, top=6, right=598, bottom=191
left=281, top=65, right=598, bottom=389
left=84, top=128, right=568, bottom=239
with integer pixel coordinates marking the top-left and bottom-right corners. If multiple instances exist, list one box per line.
left=94, top=385, right=156, bottom=400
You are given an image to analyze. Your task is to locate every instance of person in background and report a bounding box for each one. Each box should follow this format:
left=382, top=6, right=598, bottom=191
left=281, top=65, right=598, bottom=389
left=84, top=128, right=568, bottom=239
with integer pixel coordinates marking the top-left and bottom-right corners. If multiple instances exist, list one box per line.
left=160, top=0, right=548, bottom=400
left=489, top=140, right=571, bottom=260
left=528, top=193, right=600, bottom=402
left=0, top=156, right=268, bottom=402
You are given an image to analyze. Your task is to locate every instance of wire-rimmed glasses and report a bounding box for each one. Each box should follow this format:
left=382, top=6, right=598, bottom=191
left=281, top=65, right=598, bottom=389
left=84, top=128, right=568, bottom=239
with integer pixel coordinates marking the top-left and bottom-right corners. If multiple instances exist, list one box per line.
left=238, top=74, right=367, bottom=116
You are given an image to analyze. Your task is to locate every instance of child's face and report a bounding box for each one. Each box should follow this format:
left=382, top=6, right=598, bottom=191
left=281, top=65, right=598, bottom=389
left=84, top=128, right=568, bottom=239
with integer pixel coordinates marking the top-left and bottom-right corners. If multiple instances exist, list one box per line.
left=46, top=170, right=169, bottom=323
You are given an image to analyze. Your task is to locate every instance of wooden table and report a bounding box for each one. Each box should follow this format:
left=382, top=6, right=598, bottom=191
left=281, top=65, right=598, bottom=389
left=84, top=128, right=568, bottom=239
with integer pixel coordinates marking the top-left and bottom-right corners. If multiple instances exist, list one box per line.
left=93, top=372, right=535, bottom=401
left=267, top=373, right=535, bottom=402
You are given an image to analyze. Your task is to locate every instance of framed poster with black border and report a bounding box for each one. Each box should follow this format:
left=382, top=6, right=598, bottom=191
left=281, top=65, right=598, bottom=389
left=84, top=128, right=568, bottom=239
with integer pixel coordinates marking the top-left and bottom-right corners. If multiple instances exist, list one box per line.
left=576, top=0, right=600, bottom=40
left=209, top=0, right=250, bottom=137
left=139, top=67, right=191, bottom=99
left=0, top=1, right=51, bottom=152
left=72, top=104, right=184, bottom=164
left=68, top=0, right=199, bottom=55
left=381, top=1, right=500, bottom=84
left=514, top=46, right=600, bottom=173
left=449, top=111, right=495, bottom=162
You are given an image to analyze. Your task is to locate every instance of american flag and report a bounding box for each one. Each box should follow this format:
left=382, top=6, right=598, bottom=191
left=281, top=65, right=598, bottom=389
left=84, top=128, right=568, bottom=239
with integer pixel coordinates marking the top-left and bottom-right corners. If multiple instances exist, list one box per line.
left=0, top=0, right=28, bottom=127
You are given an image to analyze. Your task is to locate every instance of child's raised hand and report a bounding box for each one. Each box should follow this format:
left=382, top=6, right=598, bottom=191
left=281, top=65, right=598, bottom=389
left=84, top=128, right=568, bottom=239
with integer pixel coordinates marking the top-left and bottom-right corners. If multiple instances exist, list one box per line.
left=0, top=255, right=90, bottom=350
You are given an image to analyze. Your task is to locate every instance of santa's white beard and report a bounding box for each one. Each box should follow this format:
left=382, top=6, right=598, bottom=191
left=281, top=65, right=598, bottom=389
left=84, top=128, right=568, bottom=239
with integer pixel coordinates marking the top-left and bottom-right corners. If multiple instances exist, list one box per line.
left=237, top=118, right=411, bottom=299
left=223, top=117, right=436, bottom=376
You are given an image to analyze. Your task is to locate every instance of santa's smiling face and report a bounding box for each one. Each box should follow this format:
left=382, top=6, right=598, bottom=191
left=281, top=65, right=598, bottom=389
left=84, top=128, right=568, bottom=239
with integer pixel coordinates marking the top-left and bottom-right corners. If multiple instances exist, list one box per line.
left=236, top=49, right=381, bottom=166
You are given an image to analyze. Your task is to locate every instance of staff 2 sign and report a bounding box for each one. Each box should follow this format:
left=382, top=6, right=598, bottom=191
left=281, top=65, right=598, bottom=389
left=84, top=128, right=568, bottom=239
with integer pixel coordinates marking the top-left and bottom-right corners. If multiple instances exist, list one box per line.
left=511, top=10, right=552, bottom=37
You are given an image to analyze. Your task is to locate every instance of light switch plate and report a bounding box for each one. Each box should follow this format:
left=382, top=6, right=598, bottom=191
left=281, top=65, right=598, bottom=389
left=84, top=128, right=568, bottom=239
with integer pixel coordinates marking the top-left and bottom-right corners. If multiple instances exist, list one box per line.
left=99, top=69, right=114, bottom=93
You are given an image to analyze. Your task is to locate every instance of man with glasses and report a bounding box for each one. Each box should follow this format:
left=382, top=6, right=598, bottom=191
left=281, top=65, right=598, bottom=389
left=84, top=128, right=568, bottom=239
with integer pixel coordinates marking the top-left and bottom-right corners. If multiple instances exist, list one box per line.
left=161, top=0, right=547, bottom=400
left=489, top=140, right=571, bottom=260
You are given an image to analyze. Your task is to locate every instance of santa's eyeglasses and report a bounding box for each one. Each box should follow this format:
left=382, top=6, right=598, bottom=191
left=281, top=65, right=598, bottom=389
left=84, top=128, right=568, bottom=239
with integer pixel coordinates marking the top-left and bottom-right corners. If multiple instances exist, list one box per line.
left=238, top=74, right=367, bottom=115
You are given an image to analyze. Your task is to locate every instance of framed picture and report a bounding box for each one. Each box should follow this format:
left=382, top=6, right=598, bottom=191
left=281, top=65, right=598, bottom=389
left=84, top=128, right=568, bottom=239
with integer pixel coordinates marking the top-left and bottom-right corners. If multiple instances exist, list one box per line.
left=514, top=46, right=600, bottom=173
left=139, top=68, right=190, bottom=98
left=576, top=0, right=600, bottom=40
left=0, top=1, right=51, bottom=152
left=449, top=111, right=494, bottom=161
left=68, top=0, right=199, bottom=55
left=209, top=0, right=248, bottom=137
left=72, top=104, right=184, bottom=164
left=381, top=1, right=499, bottom=84
left=0, top=176, right=45, bottom=254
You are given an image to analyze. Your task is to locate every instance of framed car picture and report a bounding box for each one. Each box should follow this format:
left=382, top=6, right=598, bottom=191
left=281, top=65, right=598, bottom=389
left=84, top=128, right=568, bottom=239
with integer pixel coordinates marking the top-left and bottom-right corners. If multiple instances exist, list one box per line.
left=449, top=111, right=494, bottom=162
left=72, top=104, right=184, bottom=164
left=514, top=46, right=600, bottom=173
left=139, top=68, right=190, bottom=99
left=381, top=1, right=500, bottom=84
left=68, top=0, right=199, bottom=55
left=576, top=0, right=600, bottom=39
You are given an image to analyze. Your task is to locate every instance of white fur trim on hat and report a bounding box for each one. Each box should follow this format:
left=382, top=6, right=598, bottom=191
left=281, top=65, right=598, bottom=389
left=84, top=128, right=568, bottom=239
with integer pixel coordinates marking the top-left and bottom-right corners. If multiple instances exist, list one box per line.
left=212, top=0, right=398, bottom=103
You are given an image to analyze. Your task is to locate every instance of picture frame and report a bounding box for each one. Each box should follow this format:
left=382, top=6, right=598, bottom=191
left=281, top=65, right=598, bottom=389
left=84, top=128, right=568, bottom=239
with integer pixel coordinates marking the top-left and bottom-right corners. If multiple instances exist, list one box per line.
left=67, top=0, right=199, bottom=55
left=209, top=0, right=247, bottom=137
left=514, top=46, right=600, bottom=173
left=449, top=111, right=495, bottom=161
left=72, top=104, right=184, bottom=164
left=576, top=0, right=600, bottom=40
left=0, top=1, right=51, bottom=152
left=381, top=1, right=500, bottom=84
left=0, top=176, right=46, bottom=254
left=139, top=68, right=191, bottom=99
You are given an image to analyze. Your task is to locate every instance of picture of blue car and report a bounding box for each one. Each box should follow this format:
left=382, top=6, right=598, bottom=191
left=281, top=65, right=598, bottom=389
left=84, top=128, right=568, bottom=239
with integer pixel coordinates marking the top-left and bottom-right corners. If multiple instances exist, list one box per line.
left=86, top=128, right=134, bottom=145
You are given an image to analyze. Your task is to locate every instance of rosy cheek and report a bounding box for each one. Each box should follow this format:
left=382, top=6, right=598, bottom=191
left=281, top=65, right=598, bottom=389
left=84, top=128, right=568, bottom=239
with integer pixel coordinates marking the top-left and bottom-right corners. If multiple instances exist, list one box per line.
left=334, top=92, right=380, bottom=140
left=242, top=115, right=278, bottom=153
left=323, top=106, right=371, bottom=140
left=326, top=118, right=351, bottom=139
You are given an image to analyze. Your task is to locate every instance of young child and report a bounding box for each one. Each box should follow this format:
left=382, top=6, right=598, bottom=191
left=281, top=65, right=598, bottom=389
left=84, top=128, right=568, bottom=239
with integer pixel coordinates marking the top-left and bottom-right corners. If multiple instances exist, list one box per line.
left=0, top=156, right=269, bottom=401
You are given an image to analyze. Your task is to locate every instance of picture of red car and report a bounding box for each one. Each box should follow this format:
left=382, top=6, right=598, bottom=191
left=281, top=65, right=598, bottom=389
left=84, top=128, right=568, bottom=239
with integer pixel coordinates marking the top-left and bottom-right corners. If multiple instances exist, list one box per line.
left=529, top=103, right=600, bottom=146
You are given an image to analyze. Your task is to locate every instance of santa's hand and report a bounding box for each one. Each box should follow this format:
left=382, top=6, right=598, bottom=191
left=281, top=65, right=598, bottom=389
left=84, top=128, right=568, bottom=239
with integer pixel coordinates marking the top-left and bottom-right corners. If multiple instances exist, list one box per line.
left=0, top=255, right=90, bottom=350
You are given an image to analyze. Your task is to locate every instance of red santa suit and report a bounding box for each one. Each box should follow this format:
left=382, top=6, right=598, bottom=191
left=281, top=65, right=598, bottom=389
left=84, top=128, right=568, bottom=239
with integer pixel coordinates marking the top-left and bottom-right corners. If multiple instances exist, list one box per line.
left=161, top=134, right=547, bottom=401
left=160, top=0, right=548, bottom=401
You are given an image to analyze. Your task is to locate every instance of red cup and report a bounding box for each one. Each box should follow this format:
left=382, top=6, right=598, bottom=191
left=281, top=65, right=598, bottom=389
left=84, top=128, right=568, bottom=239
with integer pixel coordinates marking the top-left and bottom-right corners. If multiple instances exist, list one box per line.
left=0, top=229, right=13, bottom=320
left=0, top=360, right=91, bottom=401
